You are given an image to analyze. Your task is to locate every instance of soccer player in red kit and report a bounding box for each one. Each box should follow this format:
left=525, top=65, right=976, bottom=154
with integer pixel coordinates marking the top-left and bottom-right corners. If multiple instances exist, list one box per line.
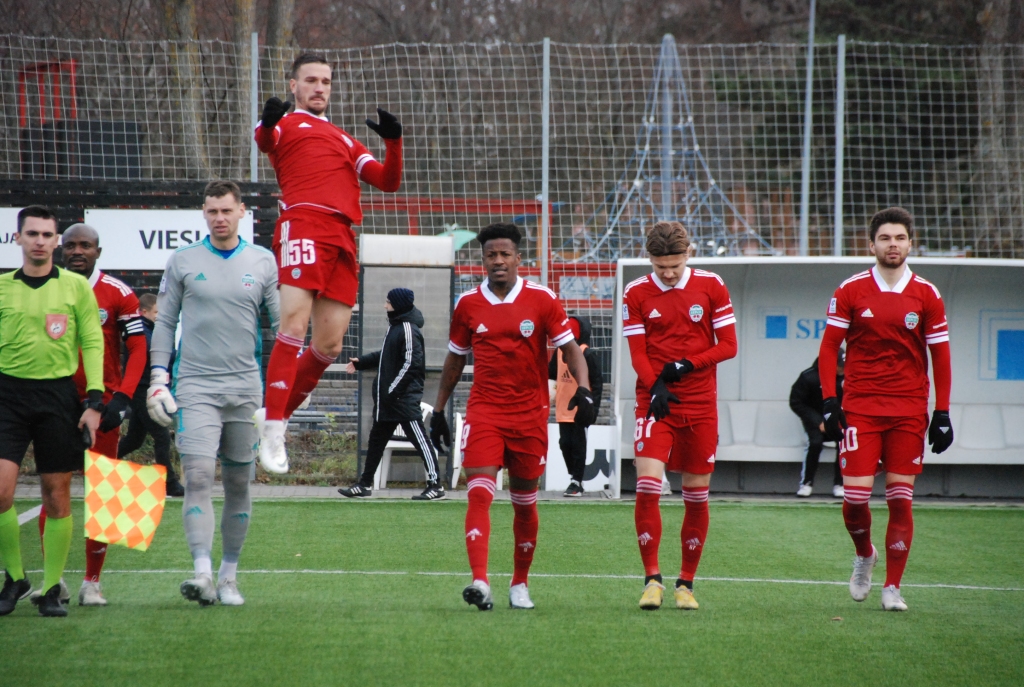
left=818, top=207, right=953, bottom=612
left=430, top=223, right=596, bottom=611
left=55, top=223, right=147, bottom=606
left=622, top=221, right=737, bottom=611
left=254, top=52, right=402, bottom=473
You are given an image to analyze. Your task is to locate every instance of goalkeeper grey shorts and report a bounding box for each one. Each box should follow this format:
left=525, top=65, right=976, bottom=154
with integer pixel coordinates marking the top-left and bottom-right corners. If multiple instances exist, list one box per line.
left=174, top=392, right=260, bottom=464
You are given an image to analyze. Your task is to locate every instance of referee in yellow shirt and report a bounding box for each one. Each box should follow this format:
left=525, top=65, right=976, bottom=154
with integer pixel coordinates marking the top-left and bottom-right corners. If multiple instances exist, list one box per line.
left=0, top=205, right=104, bottom=618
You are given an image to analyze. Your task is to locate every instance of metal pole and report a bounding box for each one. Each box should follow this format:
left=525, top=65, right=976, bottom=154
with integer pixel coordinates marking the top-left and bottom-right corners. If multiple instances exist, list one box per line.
left=660, top=35, right=674, bottom=220
left=540, top=37, right=551, bottom=289
left=250, top=32, right=259, bottom=182
left=798, top=0, right=816, bottom=256
left=833, top=34, right=846, bottom=256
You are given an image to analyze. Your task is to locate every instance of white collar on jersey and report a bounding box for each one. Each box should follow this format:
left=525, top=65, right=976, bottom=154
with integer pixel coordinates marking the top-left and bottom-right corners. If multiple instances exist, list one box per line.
left=650, top=266, right=691, bottom=292
left=87, top=269, right=102, bottom=288
left=293, top=108, right=329, bottom=122
left=871, top=264, right=913, bottom=293
left=480, top=276, right=524, bottom=304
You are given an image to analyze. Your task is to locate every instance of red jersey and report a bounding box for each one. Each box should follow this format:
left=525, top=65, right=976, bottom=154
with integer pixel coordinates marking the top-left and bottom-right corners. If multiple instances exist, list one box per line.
left=73, top=271, right=144, bottom=398
left=623, top=268, right=737, bottom=416
left=255, top=109, right=396, bottom=225
left=449, top=277, right=574, bottom=429
left=822, top=266, right=949, bottom=417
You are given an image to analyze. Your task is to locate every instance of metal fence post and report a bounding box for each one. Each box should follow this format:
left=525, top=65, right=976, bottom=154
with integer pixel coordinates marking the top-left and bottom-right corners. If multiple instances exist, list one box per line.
left=798, top=0, right=817, bottom=255
left=833, top=34, right=846, bottom=256
left=250, top=32, right=259, bottom=183
left=540, top=37, right=551, bottom=289
left=660, top=35, right=674, bottom=221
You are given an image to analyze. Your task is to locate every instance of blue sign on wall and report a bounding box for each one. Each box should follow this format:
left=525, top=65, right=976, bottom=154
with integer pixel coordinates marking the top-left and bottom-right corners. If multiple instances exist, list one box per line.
left=997, top=330, right=1024, bottom=380
left=765, top=315, right=788, bottom=339
left=979, top=310, right=1024, bottom=381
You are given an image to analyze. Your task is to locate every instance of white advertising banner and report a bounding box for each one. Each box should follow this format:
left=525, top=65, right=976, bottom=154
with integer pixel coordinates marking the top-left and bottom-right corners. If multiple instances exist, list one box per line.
left=0, top=208, right=255, bottom=270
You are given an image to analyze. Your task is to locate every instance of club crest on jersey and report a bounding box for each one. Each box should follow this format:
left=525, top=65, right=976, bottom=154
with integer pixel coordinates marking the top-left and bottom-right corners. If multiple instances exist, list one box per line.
left=241, top=274, right=256, bottom=290
left=689, top=304, right=704, bottom=322
left=291, top=268, right=301, bottom=279
left=97, top=308, right=109, bottom=325
left=904, top=312, right=920, bottom=330
left=519, top=319, right=535, bottom=338
left=45, top=314, right=68, bottom=340
left=637, top=441, right=644, bottom=451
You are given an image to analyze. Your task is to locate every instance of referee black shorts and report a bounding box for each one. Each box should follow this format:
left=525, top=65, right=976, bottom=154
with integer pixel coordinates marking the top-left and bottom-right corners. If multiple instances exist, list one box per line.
left=0, top=372, right=86, bottom=474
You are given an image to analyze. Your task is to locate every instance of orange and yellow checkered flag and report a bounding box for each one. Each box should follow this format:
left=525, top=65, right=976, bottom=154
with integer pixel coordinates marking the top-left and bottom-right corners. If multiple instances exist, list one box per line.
left=84, top=451, right=167, bottom=551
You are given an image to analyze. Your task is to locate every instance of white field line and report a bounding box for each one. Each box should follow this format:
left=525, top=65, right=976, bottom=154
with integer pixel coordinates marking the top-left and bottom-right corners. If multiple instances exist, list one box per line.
left=16, top=504, right=41, bottom=525
left=36, top=568, right=1022, bottom=592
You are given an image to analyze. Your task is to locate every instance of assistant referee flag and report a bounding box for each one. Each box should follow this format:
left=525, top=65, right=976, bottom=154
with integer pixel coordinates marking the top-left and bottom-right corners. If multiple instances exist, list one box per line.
left=84, top=451, right=167, bottom=551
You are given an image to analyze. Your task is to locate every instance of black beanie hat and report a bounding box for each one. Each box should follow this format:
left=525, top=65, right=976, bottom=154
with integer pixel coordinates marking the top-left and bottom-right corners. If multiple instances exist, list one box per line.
left=387, top=287, right=415, bottom=314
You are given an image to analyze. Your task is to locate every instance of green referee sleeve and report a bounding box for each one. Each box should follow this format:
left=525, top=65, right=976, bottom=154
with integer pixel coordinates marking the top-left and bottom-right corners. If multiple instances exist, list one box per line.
left=75, top=279, right=105, bottom=393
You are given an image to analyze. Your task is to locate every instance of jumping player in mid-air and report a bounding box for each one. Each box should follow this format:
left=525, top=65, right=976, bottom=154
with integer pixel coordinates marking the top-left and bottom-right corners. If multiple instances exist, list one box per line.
left=818, top=207, right=953, bottom=612
left=622, top=221, right=737, bottom=611
left=254, top=52, right=403, bottom=473
left=431, top=223, right=596, bottom=611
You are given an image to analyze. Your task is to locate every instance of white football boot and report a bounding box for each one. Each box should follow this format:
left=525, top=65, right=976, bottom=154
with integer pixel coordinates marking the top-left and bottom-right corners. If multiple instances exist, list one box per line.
left=849, top=545, right=878, bottom=602
left=796, top=483, right=813, bottom=498
left=78, top=580, right=108, bottom=606
left=509, top=583, right=535, bottom=610
left=881, top=585, right=908, bottom=612
left=256, top=412, right=289, bottom=474
left=180, top=573, right=217, bottom=606
left=462, top=580, right=493, bottom=611
left=217, top=578, right=245, bottom=606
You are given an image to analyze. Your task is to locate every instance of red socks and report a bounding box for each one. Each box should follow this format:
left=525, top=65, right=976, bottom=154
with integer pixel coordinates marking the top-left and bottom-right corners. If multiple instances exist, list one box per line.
left=264, top=332, right=303, bottom=421
left=680, top=487, right=710, bottom=581
left=843, top=485, right=874, bottom=558
left=465, top=475, right=496, bottom=584
left=84, top=538, right=107, bottom=582
left=635, top=477, right=663, bottom=577
left=284, top=346, right=334, bottom=418
left=884, top=482, right=914, bottom=588
left=510, top=489, right=539, bottom=586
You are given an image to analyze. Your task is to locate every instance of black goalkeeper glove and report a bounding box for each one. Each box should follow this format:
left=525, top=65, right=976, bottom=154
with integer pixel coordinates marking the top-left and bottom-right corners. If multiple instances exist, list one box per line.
left=928, top=410, right=954, bottom=454
left=430, top=410, right=451, bottom=453
left=365, top=108, right=402, bottom=139
left=99, top=392, right=132, bottom=433
left=646, top=378, right=680, bottom=422
left=822, top=396, right=847, bottom=442
left=260, top=97, right=292, bottom=129
left=659, top=359, right=694, bottom=384
left=567, top=387, right=597, bottom=427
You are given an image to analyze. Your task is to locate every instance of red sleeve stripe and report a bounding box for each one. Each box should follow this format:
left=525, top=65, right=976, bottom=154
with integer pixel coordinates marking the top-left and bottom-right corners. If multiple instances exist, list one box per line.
left=622, top=325, right=645, bottom=337
left=355, top=153, right=375, bottom=174
left=712, top=316, right=736, bottom=329
left=826, top=317, right=850, bottom=329
left=712, top=312, right=734, bottom=324
left=448, top=341, right=471, bottom=355
left=925, top=333, right=950, bottom=344
left=551, top=330, right=574, bottom=347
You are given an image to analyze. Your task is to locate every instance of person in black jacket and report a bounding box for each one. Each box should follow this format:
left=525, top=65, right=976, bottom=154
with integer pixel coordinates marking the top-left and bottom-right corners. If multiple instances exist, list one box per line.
left=338, top=288, right=444, bottom=500
left=547, top=316, right=604, bottom=496
left=789, top=348, right=845, bottom=498
left=117, top=293, right=183, bottom=496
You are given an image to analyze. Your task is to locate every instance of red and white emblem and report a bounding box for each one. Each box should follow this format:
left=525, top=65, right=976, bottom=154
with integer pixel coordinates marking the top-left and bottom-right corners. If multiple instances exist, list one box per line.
left=46, top=314, right=68, bottom=340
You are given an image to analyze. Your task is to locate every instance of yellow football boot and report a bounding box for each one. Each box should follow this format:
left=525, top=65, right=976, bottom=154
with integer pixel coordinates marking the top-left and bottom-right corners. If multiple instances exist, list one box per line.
left=639, top=581, right=664, bottom=610
left=674, top=585, right=699, bottom=610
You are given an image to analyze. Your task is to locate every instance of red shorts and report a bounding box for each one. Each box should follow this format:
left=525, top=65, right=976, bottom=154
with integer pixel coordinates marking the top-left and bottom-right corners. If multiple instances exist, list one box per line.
left=272, top=210, right=359, bottom=306
left=839, top=411, right=928, bottom=477
left=460, top=418, right=548, bottom=481
left=633, top=411, right=718, bottom=475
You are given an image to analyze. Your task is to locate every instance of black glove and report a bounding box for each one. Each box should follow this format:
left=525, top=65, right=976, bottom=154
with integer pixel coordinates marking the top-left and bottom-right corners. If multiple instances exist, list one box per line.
left=646, top=378, right=680, bottom=421
left=928, top=410, right=954, bottom=454
left=430, top=411, right=451, bottom=453
left=99, top=392, right=132, bottom=433
left=365, top=108, right=402, bottom=139
left=567, top=387, right=597, bottom=427
left=659, top=359, right=694, bottom=384
left=261, top=97, right=292, bottom=129
left=822, top=396, right=847, bottom=442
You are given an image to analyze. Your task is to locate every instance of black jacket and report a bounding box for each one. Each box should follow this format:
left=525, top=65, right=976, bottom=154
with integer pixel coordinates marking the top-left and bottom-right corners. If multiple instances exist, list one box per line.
left=789, top=358, right=843, bottom=431
left=128, top=317, right=174, bottom=402
left=547, top=315, right=604, bottom=414
left=354, top=307, right=426, bottom=422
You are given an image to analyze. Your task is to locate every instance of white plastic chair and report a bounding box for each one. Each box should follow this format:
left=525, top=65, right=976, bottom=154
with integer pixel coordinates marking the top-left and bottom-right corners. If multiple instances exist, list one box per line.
left=449, top=411, right=502, bottom=490
left=373, top=402, right=433, bottom=489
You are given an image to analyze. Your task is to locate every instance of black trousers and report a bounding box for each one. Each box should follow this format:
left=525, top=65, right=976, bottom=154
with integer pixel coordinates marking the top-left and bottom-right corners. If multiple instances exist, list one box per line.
left=118, top=393, right=175, bottom=480
left=558, top=421, right=587, bottom=484
left=800, top=422, right=842, bottom=487
left=359, top=418, right=439, bottom=487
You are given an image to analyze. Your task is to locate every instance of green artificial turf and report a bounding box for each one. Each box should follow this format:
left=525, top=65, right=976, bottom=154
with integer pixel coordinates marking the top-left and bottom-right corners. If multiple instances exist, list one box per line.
left=3, top=499, right=1022, bottom=686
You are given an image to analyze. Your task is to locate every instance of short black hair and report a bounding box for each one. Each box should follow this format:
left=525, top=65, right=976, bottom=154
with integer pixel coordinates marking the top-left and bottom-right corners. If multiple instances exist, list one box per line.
left=290, top=52, right=331, bottom=79
left=204, top=180, right=242, bottom=204
left=17, top=205, right=57, bottom=232
left=477, top=222, right=522, bottom=248
left=138, top=293, right=158, bottom=310
left=869, top=207, right=914, bottom=242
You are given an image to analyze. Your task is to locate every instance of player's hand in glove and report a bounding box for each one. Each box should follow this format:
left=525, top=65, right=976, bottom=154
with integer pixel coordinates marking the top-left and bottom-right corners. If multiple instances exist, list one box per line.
left=659, top=359, right=694, bottom=384
left=146, top=367, right=178, bottom=428
left=366, top=108, right=402, bottom=139
left=99, top=391, right=132, bottom=433
left=567, top=387, right=597, bottom=427
left=646, top=378, right=680, bottom=421
left=430, top=410, right=451, bottom=453
left=928, top=409, right=954, bottom=454
left=260, top=97, right=292, bottom=129
left=822, top=396, right=847, bottom=442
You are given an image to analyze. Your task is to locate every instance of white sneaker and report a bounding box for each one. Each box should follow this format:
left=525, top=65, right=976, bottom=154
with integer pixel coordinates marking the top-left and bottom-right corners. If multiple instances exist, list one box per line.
left=796, top=483, right=813, bottom=497
left=661, top=479, right=672, bottom=495
left=180, top=573, right=217, bottom=606
left=881, top=584, right=908, bottom=611
left=30, top=577, right=70, bottom=604
left=850, top=545, right=878, bottom=602
left=257, top=419, right=289, bottom=474
left=833, top=485, right=845, bottom=498
left=252, top=407, right=289, bottom=434
left=509, top=583, right=535, bottom=610
left=462, top=579, right=493, bottom=611
left=78, top=580, right=107, bottom=606
left=217, top=578, right=245, bottom=606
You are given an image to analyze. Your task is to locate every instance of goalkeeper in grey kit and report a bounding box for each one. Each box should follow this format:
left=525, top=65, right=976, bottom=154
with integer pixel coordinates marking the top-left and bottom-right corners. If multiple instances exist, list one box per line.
left=147, top=181, right=280, bottom=607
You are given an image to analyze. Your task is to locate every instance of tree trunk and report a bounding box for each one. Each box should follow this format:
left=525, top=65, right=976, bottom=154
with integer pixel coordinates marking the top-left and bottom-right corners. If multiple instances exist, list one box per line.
left=163, top=0, right=212, bottom=179
left=233, top=0, right=255, bottom=180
